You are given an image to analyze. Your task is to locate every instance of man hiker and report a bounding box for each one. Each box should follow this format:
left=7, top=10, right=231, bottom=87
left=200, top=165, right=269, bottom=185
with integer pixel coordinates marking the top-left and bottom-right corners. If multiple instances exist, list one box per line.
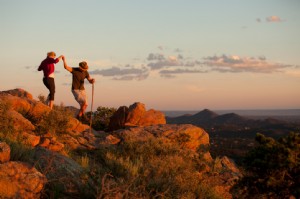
left=38, top=51, right=63, bottom=109
left=62, top=56, right=95, bottom=120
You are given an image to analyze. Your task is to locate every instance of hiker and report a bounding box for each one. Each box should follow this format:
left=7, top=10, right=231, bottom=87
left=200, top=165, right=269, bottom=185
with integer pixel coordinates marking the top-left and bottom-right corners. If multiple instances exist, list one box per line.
left=62, top=56, right=95, bottom=120
left=38, top=51, right=63, bottom=109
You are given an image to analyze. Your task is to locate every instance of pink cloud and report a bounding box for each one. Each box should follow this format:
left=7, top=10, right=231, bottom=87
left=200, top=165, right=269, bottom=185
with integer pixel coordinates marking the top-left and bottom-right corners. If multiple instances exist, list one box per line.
left=266, top=16, right=283, bottom=22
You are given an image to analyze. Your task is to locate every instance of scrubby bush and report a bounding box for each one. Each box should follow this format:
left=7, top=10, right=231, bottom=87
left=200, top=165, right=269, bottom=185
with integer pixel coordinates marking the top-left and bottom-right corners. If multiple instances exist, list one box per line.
left=234, top=132, right=300, bottom=198
left=87, top=106, right=116, bottom=131
left=90, top=137, right=222, bottom=199
left=0, top=101, right=14, bottom=138
left=35, top=104, right=73, bottom=136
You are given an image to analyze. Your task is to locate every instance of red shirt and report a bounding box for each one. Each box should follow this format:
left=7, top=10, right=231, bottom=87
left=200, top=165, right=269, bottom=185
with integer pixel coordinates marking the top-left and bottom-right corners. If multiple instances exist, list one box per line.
left=38, top=57, right=59, bottom=77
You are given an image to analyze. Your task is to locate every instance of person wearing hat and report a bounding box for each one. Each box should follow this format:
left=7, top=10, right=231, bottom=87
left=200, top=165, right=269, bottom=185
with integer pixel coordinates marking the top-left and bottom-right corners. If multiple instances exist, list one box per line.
left=38, top=51, right=63, bottom=109
left=62, top=56, right=95, bottom=120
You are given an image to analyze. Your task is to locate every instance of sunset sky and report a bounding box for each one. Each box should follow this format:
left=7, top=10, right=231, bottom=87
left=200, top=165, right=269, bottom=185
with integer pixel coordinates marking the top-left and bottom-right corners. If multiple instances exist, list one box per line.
left=1, top=0, right=300, bottom=111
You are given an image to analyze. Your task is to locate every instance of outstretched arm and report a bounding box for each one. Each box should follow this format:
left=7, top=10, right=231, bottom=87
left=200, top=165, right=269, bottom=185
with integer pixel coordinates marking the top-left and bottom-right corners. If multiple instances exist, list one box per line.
left=62, top=56, right=73, bottom=73
left=57, top=55, right=63, bottom=61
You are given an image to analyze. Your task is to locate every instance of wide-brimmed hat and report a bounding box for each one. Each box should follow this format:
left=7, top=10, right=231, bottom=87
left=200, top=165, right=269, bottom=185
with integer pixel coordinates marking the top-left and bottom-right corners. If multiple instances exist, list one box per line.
left=79, top=61, right=88, bottom=71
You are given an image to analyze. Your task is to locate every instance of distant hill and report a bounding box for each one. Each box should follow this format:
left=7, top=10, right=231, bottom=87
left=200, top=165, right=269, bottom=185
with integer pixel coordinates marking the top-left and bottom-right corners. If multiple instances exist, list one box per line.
left=166, top=109, right=298, bottom=138
left=167, top=109, right=251, bottom=127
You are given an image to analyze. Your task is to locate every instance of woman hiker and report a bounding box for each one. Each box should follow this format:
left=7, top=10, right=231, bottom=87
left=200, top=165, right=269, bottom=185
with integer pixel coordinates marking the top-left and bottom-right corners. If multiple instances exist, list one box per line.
left=62, top=56, right=95, bottom=120
left=38, top=51, right=63, bottom=109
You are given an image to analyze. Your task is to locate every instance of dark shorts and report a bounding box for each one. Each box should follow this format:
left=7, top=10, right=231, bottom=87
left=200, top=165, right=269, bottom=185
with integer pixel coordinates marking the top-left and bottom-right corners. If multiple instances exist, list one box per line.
left=43, top=77, right=55, bottom=100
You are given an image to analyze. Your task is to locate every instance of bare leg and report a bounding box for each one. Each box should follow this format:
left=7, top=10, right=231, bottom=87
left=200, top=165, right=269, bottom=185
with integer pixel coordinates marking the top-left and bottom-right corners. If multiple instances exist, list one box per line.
left=78, top=103, right=88, bottom=117
left=49, top=100, right=54, bottom=109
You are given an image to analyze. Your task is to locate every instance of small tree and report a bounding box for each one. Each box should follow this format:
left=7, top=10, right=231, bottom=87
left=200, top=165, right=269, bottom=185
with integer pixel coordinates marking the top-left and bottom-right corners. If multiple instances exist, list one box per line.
left=88, top=106, right=116, bottom=131
left=236, top=132, right=300, bottom=198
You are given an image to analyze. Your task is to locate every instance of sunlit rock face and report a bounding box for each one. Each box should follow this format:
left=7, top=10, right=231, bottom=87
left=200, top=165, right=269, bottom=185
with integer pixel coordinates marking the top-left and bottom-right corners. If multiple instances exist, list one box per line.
left=108, top=102, right=166, bottom=131
left=0, top=161, right=47, bottom=199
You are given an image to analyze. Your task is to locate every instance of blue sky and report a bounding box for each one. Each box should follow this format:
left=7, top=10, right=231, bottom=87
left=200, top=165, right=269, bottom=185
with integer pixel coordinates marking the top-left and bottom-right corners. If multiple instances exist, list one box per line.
left=1, top=0, right=300, bottom=110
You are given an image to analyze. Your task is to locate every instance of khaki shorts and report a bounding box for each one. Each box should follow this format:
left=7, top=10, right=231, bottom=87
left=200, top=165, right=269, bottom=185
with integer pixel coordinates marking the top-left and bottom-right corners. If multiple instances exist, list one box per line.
left=72, top=89, right=88, bottom=106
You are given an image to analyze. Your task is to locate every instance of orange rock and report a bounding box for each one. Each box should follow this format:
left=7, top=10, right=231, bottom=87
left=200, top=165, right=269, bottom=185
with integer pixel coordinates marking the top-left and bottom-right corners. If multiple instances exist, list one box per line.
left=109, top=102, right=166, bottom=131
left=105, top=135, right=121, bottom=145
left=1, top=88, right=33, bottom=99
left=108, top=106, right=129, bottom=131
left=48, top=141, right=64, bottom=152
left=138, top=109, right=166, bottom=126
left=0, top=142, right=10, bottom=163
left=0, top=161, right=46, bottom=198
left=21, top=132, right=40, bottom=147
left=126, top=102, right=146, bottom=125
left=38, top=138, right=51, bottom=147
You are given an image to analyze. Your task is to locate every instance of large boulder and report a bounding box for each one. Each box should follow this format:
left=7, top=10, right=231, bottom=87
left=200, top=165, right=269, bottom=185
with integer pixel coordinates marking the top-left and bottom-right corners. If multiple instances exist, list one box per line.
left=1, top=88, right=33, bottom=100
left=0, top=90, right=50, bottom=121
left=108, top=102, right=166, bottom=131
left=31, top=147, right=92, bottom=197
left=8, top=109, right=35, bottom=132
left=126, top=102, right=146, bottom=125
left=0, top=161, right=46, bottom=199
left=108, top=106, right=129, bottom=131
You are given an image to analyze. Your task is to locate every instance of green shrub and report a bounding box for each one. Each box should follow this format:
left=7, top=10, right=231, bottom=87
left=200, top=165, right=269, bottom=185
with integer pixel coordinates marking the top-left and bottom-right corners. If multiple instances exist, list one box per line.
left=87, top=106, right=116, bottom=131
left=0, top=101, right=14, bottom=138
left=92, top=137, right=222, bottom=199
left=1, top=139, right=34, bottom=162
left=35, top=104, right=72, bottom=136
left=235, top=132, right=300, bottom=198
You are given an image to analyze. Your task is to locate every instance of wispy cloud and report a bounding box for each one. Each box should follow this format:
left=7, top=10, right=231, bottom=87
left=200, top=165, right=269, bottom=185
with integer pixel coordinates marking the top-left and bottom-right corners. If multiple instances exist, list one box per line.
left=147, top=53, right=201, bottom=70
left=87, top=49, right=294, bottom=81
left=266, top=16, right=283, bottom=22
left=202, top=54, right=291, bottom=73
left=160, top=69, right=207, bottom=78
left=89, top=66, right=149, bottom=81
left=256, top=16, right=284, bottom=23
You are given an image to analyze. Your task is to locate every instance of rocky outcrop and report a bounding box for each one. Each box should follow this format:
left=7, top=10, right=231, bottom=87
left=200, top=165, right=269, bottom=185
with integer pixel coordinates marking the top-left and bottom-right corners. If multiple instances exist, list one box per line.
left=113, top=124, right=212, bottom=161
left=0, top=88, right=241, bottom=198
left=108, top=102, right=166, bottom=131
left=0, top=89, right=100, bottom=152
left=0, top=142, right=47, bottom=199
left=1, top=88, right=33, bottom=100
left=0, top=161, right=47, bottom=199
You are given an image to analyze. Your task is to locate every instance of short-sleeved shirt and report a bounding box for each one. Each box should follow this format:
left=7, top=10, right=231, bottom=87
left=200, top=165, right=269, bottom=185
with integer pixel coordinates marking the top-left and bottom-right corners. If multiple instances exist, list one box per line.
left=71, top=68, right=90, bottom=90
left=38, top=57, right=59, bottom=77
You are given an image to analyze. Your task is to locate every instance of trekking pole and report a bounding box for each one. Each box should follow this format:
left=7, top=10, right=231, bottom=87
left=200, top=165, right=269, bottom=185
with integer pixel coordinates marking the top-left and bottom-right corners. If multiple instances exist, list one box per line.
left=89, top=83, right=94, bottom=133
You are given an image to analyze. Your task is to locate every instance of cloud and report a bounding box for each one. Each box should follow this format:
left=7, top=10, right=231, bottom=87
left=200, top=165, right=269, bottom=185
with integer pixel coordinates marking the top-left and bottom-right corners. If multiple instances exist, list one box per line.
left=266, top=16, right=283, bottom=22
left=256, top=18, right=262, bottom=23
left=89, top=66, right=149, bottom=81
left=147, top=53, right=201, bottom=70
left=147, top=54, right=181, bottom=70
left=202, top=54, right=292, bottom=73
left=112, top=73, right=149, bottom=81
left=147, top=53, right=165, bottom=61
left=87, top=50, right=294, bottom=81
left=159, top=68, right=208, bottom=78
